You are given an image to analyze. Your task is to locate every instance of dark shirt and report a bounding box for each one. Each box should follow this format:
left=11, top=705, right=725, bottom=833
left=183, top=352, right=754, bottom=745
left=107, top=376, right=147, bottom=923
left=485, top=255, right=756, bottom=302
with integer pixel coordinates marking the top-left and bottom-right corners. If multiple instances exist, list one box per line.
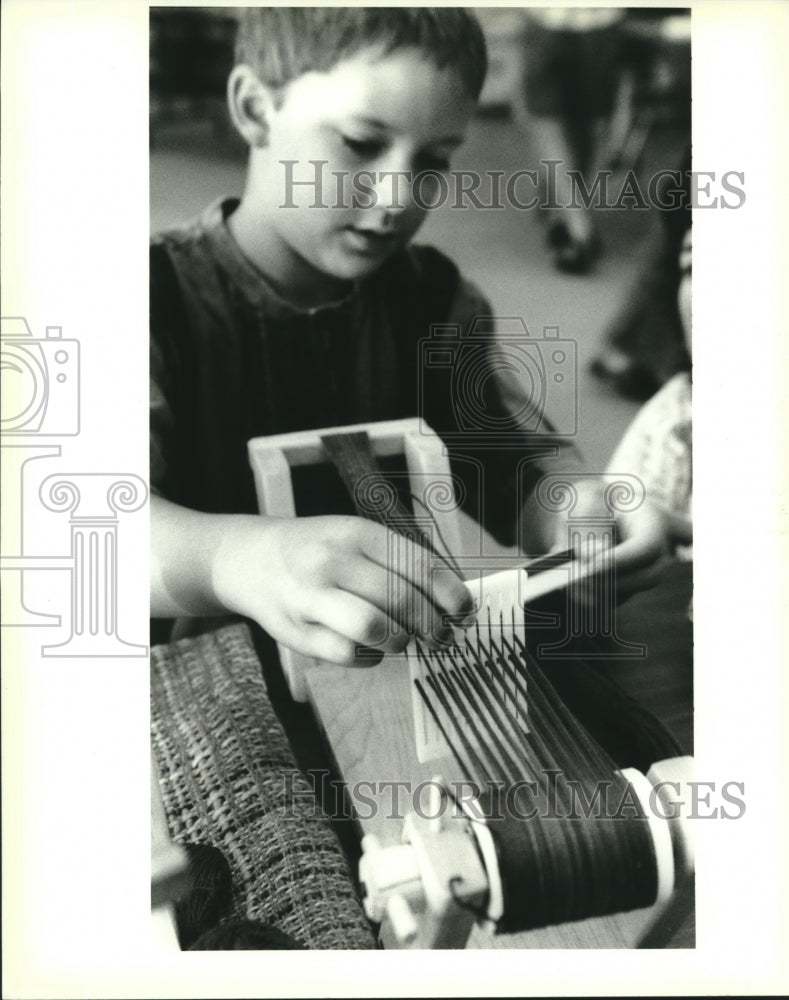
left=151, top=197, right=584, bottom=549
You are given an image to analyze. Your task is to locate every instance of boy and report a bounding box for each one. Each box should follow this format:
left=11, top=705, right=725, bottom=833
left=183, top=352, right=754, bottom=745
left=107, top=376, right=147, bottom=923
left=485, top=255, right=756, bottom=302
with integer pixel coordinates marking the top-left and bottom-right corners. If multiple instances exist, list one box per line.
left=151, top=8, right=666, bottom=667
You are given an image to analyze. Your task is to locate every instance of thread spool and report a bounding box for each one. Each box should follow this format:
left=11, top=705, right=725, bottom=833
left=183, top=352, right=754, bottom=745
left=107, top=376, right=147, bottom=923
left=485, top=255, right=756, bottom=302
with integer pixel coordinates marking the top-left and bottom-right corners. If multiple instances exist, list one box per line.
left=459, top=766, right=674, bottom=934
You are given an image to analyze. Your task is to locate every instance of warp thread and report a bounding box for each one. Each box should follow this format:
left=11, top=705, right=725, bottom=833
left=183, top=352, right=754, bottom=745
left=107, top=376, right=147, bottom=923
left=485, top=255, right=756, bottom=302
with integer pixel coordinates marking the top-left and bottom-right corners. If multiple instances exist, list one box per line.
left=322, top=430, right=676, bottom=934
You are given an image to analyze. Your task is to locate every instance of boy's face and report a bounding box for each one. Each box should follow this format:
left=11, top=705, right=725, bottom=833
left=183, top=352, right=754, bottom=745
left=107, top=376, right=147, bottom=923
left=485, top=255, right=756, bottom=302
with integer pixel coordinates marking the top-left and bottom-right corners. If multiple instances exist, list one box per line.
left=240, top=46, right=476, bottom=296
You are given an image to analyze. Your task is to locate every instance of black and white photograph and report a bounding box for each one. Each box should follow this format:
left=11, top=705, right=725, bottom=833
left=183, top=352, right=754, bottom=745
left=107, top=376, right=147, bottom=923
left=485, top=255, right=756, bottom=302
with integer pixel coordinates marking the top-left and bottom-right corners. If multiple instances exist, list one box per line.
left=3, top=2, right=788, bottom=997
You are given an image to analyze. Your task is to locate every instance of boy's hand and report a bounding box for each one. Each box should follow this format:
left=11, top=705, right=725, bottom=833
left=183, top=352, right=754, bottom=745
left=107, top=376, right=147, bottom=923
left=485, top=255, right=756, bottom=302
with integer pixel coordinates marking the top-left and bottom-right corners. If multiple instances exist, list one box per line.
left=213, top=514, right=474, bottom=666
left=576, top=495, right=669, bottom=603
left=537, top=476, right=672, bottom=605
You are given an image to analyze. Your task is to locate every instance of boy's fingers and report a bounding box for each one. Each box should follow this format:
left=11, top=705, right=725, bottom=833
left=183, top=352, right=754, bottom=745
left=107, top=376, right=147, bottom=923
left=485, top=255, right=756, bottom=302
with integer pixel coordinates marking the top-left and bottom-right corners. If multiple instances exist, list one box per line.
left=271, top=617, right=359, bottom=667
left=333, top=559, right=452, bottom=643
left=359, top=529, right=473, bottom=619
left=310, top=590, right=408, bottom=656
left=576, top=513, right=666, bottom=575
left=280, top=620, right=386, bottom=669
left=567, top=561, right=663, bottom=609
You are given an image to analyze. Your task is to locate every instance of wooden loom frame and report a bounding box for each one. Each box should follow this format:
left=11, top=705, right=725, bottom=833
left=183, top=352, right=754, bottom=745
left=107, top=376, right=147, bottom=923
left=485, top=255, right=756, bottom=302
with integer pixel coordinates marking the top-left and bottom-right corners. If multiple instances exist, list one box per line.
left=247, top=417, right=695, bottom=949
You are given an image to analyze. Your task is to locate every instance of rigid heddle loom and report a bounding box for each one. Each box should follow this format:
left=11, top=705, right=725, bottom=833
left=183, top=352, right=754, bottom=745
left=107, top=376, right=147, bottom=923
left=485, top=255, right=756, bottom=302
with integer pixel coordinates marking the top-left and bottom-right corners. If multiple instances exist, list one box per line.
left=247, top=417, right=695, bottom=950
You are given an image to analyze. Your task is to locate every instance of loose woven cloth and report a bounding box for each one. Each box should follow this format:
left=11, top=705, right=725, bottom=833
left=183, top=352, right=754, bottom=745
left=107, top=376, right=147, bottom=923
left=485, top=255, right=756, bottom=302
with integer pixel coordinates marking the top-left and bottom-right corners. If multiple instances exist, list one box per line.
left=150, top=622, right=376, bottom=949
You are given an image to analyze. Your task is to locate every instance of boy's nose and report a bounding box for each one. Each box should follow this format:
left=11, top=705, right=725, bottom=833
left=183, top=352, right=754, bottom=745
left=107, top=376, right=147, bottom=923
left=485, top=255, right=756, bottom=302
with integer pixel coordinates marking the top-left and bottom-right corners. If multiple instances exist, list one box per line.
left=370, top=169, right=414, bottom=216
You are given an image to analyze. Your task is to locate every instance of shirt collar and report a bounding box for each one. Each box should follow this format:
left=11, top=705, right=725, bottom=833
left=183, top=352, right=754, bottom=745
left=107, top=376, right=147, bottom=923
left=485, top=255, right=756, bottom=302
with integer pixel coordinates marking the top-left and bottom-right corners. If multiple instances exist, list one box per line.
left=199, top=197, right=355, bottom=320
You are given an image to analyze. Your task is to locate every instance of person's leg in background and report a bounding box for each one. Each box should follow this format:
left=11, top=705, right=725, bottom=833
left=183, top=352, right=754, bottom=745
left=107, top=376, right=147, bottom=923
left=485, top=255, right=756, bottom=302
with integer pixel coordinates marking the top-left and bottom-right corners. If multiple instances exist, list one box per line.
left=590, top=144, right=691, bottom=399
left=517, top=13, right=624, bottom=274
left=588, top=11, right=691, bottom=398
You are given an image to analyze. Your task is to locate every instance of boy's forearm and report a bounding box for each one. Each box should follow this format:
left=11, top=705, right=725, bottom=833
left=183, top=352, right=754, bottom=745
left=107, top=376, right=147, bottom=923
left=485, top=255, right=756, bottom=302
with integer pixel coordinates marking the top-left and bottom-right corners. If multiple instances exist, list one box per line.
left=150, top=494, right=256, bottom=618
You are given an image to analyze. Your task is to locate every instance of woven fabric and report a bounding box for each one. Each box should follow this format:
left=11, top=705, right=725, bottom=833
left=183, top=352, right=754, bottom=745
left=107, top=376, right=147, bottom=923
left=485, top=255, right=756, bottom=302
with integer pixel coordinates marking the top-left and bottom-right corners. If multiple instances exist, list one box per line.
left=150, top=622, right=376, bottom=949
left=320, top=430, right=435, bottom=550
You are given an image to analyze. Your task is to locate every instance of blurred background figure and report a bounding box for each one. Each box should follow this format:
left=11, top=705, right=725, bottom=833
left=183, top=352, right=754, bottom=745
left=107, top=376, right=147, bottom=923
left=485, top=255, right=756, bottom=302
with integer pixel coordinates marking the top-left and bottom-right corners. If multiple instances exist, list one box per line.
left=607, top=223, right=693, bottom=559
left=518, top=7, right=627, bottom=274
left=150, top=7, right=237, bottom=146
left=589, top=144, right=691, bottom=400
left=516, top=7, right=691, bottom=285
left=588, top=9, right=692, bottom=398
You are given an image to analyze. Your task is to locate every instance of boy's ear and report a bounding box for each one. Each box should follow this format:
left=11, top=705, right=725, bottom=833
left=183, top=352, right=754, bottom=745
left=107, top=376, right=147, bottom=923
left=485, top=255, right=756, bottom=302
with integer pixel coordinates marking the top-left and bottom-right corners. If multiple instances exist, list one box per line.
left=227, top=65, right=277, bottom=148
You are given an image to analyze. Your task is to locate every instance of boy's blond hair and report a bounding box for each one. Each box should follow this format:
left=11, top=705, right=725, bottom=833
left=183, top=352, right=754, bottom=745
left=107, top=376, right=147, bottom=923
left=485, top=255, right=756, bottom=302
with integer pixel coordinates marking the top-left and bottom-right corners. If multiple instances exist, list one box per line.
left=235, top=7, right=487, bottom=99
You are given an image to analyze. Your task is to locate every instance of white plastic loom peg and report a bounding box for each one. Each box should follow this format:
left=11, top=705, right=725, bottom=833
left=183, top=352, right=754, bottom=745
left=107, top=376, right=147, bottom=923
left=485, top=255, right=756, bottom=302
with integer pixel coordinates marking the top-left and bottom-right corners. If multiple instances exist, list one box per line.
left=358, top=836, right=421, bottom=925
left=385, top=894, right=419, bottom=946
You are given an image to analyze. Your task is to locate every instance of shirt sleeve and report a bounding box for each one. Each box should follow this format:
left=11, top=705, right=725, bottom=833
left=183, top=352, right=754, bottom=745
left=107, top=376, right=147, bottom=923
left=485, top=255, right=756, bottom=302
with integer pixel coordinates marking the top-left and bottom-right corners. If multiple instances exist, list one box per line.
left=150, top=334, right=174, bottom=498
left=607, top=372, right=692, bottom=520
left=149, top=241, right=185, bottom=502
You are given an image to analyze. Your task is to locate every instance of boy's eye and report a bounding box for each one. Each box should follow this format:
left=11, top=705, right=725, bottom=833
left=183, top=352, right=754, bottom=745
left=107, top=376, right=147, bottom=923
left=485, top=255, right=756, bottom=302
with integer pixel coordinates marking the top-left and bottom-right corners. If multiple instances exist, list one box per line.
left=341, top=135, right=383, bottom=158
